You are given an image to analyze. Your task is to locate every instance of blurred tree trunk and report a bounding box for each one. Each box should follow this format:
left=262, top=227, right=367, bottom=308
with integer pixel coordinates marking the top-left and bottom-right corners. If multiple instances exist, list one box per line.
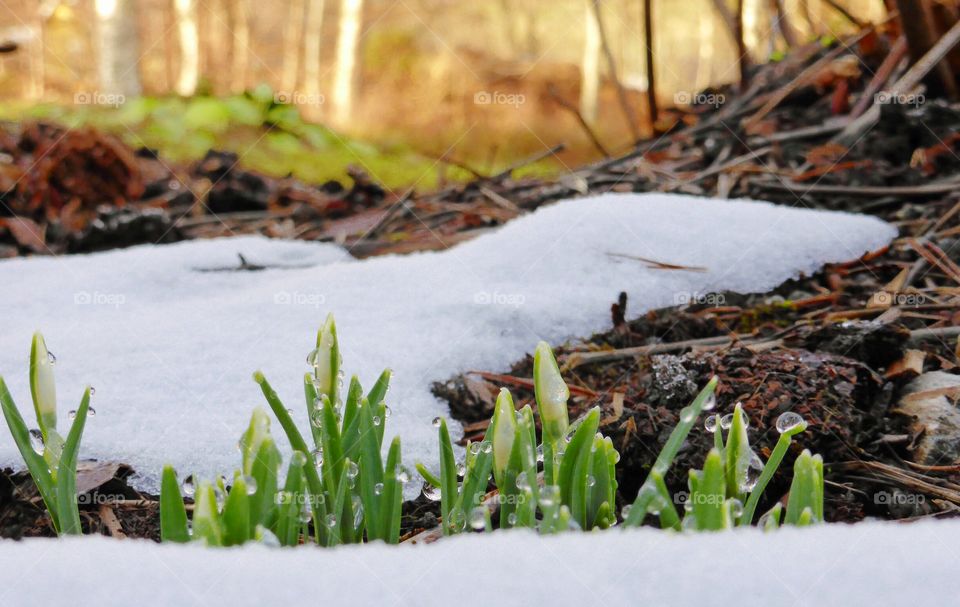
left=695, top=0, right=715, bottom=92
left=303, top=0, right=326, bottom=118
left=282, top=0, right=306, bottom=93
left=230, top=0, right=250, bottom=93
left=332, top=0, right=364, bottom=125
left=770, top=0, right=799, bottom=47
left=642, top=0, right=657, bottom=134
left=94, top=0, right=141, bottom=97
left=208, top=0, right=229, bottom=92
left=896, top=0, right=958, bottom=97
left=580, top=0, right=601, bottom=123
left=734, top=0, right=750, bottom=87
left=27, top=8, right=45, bottom=98
left=174, top=0, right=199, bottom=96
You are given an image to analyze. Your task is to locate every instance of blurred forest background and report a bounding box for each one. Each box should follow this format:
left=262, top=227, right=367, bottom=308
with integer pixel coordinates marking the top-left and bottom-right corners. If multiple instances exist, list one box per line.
left=0, top=0, right=884, bottom=187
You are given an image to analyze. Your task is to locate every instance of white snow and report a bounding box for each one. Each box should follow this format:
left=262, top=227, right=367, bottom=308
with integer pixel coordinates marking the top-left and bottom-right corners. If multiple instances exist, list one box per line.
left=0, top=193, right=895, bottom=490
left=0, top=519, right=955, bottom=605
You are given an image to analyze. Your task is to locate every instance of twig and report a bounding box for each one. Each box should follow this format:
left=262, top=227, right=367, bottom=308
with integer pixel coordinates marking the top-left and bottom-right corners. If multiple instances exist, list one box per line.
left=491, top=144, right=565, bottom=181
left=591, top=0, right=641, bottom=140
left=849, top=36, right=908, bottom=119
left=547, top=83, right=611, bottom=157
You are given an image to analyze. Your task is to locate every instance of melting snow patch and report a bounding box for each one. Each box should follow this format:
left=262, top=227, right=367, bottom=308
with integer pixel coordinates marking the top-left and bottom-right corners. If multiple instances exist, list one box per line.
left=0, top=193, right=895, bottom=489
left=0, top=519, right=955, bottom=605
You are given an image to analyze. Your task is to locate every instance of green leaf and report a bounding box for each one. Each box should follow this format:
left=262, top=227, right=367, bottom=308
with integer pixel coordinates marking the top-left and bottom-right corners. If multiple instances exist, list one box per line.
left=254, top=371, right=328, bottom=543
left=437, top=418, right=458, bottom=533
left=275, top=457, right=306, bottom=547
left=248, top=437, right=281, bottom=533
left=724, top=403, right=750, bottom=500
left=160, top=465, right=190, bottom=543
left=303, top=373, right=321, bottom=449
left=740, top=425, right=803, bottom=526
left=0, top=376, right=59, bottom=532
left=650, top=471, right=681, bottom=531
left=415, top=463, right=441, bottom=488
left=382, top=437, right=403, bottom=543
left=558, top=407, right=599, bottom=528
left=54, top=387, right=90, bottom=535
left=222, top=473, right=252, bottom=546
left=533, top=342, right=570, bottom=446
left=357, top=398, right=384, bottom=540
left=192, top=482, right=224, bottom=547
left=694, top=449, right=725, bottom=531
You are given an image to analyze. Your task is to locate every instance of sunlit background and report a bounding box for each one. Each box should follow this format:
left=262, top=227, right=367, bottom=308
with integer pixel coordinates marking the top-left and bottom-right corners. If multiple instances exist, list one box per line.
left=0, top=0, right=884, bottom=187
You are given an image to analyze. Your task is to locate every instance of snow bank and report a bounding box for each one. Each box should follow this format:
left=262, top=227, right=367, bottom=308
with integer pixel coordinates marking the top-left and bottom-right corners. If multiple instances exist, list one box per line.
left=0, top=194, right=895, bottom=489
left=0, top=519, right=953, bottom=605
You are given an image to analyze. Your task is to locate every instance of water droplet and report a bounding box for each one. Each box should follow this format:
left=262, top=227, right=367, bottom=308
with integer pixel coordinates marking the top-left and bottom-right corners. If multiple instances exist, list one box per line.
left=88, top=387, right=96, bottom=396
left=88, top=407, right=96, bottom=417
left=469, top=506, right=487, bottom=530
left=306, top=349, right=319, bottom=366
left=373, top=482, right=384, bottom=496
left=422, top=482, right=441, bottom=501
left=285, top=408, right=294, bottom=416
left=181, top=477, right=195, bottom=497
left=383, top=406, right=392, bottom=419
left=704, top=414, right=718, bottom=432
left=325, top=514, right=337, bottom=528
left=586, top=475, right=596, bottom=488
left=291, top=451, right=307, bottom=467
left=507, top=512, right=518, bottom=525
left=539, top=485, right=560, bottom=507
left=720, top=413, right=733, bottom=430
left=311, top=411, right=323, bottom=428
left=28, top=429, right=44, bottom=454
left=740, top=452, right=764, bottom=493
left=703, top=392, right=717, bottom=411
left=311, top=449, right=323, bottom=468
left=468, top=442, right=481, bottom=456
left=775, top=411, right=806, bottom=434
left=346, top=461, right=359, bottom=480
left=244, top=476, right=258, bottom=495
left=535, top=445, right=544, bottom=463
left=456, top=461, right=466, bottom=477
left=680, top=407, right=695, bottom=423
left=621, top=504, right=632, bottom=519
left=728, top=498, right=744, bottom=520
left=515, top=471, right=531, bottom=492
left=432, top=417, right=442, bottom=428
left=373, top=415, right=381, bottom=426
left=395, top=465, right=411, bottom=484
left=481, top=441, right=493, bottom=455
left=353, top=495, right=364, bottom=529
left=47, top=351, right=56, bottom=364
left=299, top=509, right=313, bottom=524
left=68, top=410, right=77, bottom=420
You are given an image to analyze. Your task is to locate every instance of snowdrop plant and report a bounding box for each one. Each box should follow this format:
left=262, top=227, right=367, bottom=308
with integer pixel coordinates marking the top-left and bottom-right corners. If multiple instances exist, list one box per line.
left=253, top=313, right=404, bottom=546
left=0, top=333, right=92, bottom=535
left=622, top=384, right=824, bottom=531
left=160, top=408, right=295, bottom=546
left=418, top=342, right=619, bottom=534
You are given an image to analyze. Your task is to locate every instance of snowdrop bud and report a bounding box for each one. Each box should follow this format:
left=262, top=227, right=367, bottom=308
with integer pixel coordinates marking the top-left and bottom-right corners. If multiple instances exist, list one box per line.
left=313, top=313, right=339, bottom=400
left=533, top=341, right=569, bottom=445
left=240, top=407, right=272, bottom=476
left=491, top=388, right=517, bottom=476
left=29, top=332, right=57, bottom=434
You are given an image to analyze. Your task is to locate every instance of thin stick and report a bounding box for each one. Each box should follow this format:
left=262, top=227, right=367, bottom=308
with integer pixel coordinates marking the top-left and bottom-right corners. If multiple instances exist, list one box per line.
left=591, top=0, right=641, bottom=140
left=547, top=83, right=611, bottom=157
